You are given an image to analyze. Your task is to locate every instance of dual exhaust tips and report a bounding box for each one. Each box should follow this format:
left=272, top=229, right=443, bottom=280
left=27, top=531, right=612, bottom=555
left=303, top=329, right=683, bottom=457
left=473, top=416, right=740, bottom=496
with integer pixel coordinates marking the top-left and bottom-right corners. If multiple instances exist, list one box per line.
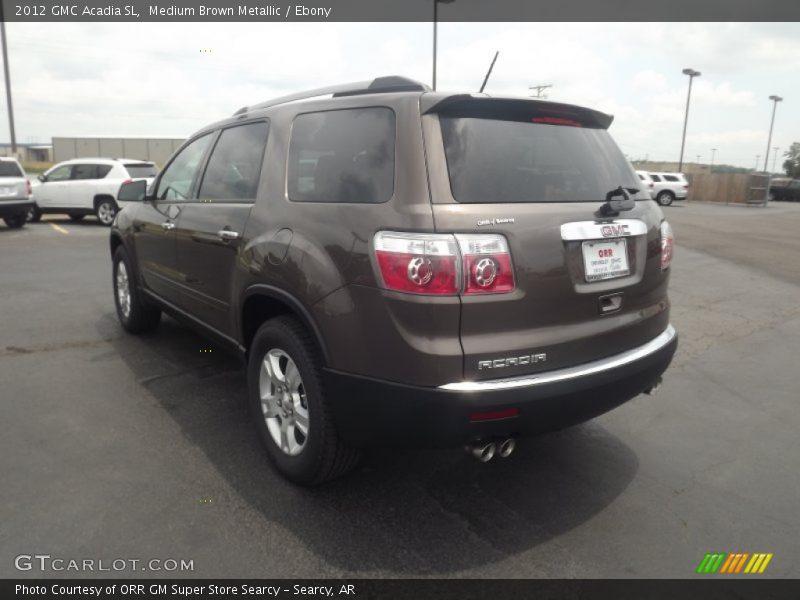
left=466, top=437, right=516, bottom=462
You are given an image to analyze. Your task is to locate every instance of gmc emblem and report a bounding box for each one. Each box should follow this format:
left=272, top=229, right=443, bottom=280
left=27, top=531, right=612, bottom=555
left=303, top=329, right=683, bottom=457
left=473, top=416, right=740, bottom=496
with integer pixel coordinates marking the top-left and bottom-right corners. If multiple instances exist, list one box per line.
left=601, top=224, right=631, bottom=237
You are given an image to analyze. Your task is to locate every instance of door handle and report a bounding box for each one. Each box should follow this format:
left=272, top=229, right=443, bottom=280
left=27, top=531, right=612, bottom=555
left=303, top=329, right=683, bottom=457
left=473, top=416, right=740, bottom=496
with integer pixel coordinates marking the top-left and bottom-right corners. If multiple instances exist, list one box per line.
left=161, top=221, right=175, bottom=231
left=217, top=229, right=240, bottom=241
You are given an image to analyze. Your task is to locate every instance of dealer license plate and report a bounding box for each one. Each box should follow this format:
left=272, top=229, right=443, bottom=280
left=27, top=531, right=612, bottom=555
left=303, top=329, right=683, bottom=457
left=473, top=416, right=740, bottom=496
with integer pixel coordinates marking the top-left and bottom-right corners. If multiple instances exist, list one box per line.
left=582, top=239, right=630, bottom=282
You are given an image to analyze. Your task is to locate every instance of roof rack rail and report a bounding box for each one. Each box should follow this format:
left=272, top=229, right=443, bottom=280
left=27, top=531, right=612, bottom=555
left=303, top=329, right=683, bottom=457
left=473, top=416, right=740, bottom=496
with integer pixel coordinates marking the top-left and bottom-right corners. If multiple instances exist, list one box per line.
left=234, top=76, right=429, bottom=116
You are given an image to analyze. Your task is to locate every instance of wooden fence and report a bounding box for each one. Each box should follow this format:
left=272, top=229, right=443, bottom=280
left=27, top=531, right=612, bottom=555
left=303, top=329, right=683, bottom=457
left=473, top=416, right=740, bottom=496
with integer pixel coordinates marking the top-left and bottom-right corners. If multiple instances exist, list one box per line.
left=687, top=173, right=771, bottom=205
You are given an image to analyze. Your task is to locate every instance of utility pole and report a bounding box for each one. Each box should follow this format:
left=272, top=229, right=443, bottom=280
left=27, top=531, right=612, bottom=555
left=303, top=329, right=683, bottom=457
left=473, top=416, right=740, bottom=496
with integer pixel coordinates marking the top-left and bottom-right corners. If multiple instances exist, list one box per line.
left=772, top=146, right=780, bottom=174
left=763, top=95, right=783, bottom=172
left=754, top=155, right=760, bottom=171
left=710, top=148, right=717, bottom=172
left=529, top=84, right=552, bottom=98
left=696, top=154, right=701, bottom=164
left=0, top=21, right=17, bottom=155
left=432, top=0, right=456, bottom=91
left=678, top=68, right=701, bottom=172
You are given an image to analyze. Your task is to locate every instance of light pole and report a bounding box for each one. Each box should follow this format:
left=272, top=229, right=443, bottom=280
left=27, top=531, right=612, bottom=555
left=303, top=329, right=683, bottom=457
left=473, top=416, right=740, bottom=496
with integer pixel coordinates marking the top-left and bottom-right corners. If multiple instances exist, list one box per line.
left=678, top=68, right=701, bottom=172
left=432, top=0, right=456, bottom=91
left=772, top=147, right=780, bottom=174
left=754, top=155, right=760, bottom=171
left=763, top=95, right=783, bottom=172
left=710, top=148, right=717, bottom=172
left=0, top=21, right=17, bottom=156
left=696, top=154, right=701, bottom=164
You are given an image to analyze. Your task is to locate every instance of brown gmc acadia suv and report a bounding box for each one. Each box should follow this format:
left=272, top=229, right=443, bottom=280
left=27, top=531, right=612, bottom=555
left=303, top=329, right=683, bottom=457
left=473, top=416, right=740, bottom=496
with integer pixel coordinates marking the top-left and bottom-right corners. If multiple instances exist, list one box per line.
left=111, top=76, right=677, bottom=484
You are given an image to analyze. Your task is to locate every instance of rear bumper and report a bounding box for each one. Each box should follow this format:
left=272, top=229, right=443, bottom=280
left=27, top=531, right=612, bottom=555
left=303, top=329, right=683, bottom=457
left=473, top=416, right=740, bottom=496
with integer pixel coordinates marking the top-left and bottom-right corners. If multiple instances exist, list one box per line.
left=0, top=199, right=33, bottom=217
left=325, top=325, right=677, bottom=447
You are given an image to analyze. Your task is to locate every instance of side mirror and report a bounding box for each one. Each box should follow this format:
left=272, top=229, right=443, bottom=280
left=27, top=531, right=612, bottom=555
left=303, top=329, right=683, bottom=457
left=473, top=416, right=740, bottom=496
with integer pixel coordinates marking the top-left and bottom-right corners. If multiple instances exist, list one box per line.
left=37, top=174, right=46, bottom=182
left=117, top=179, right=148, bottom=203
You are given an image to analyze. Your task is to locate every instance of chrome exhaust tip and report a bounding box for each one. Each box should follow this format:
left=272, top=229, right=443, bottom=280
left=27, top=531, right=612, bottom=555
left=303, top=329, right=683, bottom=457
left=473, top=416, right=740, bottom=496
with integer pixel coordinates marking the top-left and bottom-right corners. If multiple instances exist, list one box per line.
left=498, top=437, right=516, bottom=458
left=644, top=377, right=663, bottom=396
left=467, top=441, right=497, bottom=462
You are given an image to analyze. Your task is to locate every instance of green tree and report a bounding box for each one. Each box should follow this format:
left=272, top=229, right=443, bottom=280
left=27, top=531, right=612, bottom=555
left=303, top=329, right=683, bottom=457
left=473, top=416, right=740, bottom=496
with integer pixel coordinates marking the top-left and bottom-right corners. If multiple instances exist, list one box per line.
left=783, top=142, right=800, bottom=178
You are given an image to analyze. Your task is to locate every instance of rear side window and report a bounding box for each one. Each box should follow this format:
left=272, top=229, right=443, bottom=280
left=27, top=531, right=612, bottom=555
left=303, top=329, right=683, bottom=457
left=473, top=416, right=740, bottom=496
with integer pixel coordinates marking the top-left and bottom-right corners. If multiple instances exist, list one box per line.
left=124, top=163, right=157, bottom=179
left=440, top=117, right=637, bottom=203
left=198, top=121, right=269, bottom=201
left=0, top=161, right=23, bottom=177
left=288, top=107, right=395, bottom=203
left=72, top=164, right=108, bottom=180
left=650, top=174, right=662, bottom=182
left=663, top=175, right=679, bottom=182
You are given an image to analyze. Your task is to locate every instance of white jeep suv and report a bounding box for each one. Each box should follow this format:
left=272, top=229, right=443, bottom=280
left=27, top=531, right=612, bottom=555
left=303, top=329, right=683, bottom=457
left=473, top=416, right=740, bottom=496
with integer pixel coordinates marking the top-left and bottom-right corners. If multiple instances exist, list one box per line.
left=29, top=158, right=157, bottom=225
left=647, top=172, right=689, bottom=206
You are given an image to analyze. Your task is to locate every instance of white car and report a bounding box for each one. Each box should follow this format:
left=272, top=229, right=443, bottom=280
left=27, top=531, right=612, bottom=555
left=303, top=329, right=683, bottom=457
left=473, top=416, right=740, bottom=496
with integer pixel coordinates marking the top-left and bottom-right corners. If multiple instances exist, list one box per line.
left=636, top=170, right=656, bottom=200
left=29, top=158, right=157, bottom=225
left=647, top=171, right=689, bottom=206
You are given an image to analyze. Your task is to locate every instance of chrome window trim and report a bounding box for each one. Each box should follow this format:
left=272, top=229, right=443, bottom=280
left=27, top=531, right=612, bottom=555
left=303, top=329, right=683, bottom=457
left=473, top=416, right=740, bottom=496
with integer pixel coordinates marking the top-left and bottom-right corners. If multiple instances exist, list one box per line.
left=439, top=324, right=676, bottom=392
left=560, top=219, right=648, bottom=241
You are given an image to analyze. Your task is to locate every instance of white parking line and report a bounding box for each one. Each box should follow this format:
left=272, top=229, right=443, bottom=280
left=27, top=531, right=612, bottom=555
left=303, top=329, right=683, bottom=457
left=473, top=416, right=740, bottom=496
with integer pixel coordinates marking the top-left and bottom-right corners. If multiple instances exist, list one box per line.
left=49, top=223, right=69, bottom=235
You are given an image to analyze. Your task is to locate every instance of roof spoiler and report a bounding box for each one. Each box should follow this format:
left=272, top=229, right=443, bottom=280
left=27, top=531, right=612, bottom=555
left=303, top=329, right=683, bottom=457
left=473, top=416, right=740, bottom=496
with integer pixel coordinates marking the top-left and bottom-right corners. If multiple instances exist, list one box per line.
left=234, top=76, right=430, bottom=116
left=421, top=94, right=614, bottom=129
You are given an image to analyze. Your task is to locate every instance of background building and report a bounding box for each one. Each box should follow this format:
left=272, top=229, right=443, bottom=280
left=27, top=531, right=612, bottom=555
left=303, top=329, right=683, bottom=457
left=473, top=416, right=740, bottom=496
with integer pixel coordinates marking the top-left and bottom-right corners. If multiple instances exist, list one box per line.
left=52, top=136, right=185, bottom=166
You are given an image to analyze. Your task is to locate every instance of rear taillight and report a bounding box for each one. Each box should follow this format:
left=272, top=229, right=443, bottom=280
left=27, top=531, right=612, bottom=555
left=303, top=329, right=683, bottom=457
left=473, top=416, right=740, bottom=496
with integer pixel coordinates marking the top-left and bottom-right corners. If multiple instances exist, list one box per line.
left=456, top=234, right=515, bottom=294
left=374, top=232, right=459, bottom=295
left=660, top=221, right=674, bottom=270
left=26, top=180, right=32, bottom=196
left=373, top=231, right=515, bottom=296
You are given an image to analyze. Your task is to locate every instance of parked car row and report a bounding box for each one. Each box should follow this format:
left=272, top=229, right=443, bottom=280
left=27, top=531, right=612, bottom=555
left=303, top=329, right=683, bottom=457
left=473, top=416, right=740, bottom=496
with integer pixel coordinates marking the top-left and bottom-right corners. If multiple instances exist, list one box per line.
left=636, top=171, right=689, bottom=206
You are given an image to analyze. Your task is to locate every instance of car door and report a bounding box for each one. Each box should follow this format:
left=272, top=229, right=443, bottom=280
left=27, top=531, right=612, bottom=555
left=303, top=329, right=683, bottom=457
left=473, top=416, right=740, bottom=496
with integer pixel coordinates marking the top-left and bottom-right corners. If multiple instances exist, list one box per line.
left=173, top=120, right=269, bottom=335
left=35, top=164, right=73, bottom=208
left=132, top=133, right=214, bottom=306
left=70, top=163, right=111, bottom=208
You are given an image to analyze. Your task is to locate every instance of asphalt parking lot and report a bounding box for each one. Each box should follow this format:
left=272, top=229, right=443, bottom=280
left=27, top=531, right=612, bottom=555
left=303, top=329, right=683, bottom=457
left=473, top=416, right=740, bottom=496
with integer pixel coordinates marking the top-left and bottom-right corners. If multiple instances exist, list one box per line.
left=1, top=202, right=799, bottom=578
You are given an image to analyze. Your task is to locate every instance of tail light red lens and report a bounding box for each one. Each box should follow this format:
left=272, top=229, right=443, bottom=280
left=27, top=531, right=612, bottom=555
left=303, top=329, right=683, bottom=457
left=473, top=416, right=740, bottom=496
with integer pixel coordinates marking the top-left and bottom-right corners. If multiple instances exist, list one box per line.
left=660, top=221, right=674, bottom=270
left=374, top=232, right=459, bottom=294
left=373, top=232, right=515, bottom=296
left=26, top=180, right=32, bottom=196
left=456, top=234, right=515, bottom=294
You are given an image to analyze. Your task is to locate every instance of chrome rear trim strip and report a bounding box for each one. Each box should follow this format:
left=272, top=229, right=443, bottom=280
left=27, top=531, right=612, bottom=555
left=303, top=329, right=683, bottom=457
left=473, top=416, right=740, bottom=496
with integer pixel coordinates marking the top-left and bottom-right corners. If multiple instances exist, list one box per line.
left=439, top=324, right=676, bottom=392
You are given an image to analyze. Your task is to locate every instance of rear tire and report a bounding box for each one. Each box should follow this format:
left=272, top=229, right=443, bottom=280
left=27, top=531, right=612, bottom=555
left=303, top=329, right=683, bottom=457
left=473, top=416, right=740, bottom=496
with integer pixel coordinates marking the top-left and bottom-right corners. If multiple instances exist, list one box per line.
left=248, top=316, right=360, bottom=485
left=112, top=246, right=161, bottom=334
left=69, top=213, right=85, bottom=222
left=3, top=213, right=26, bottom=229
left=26, top=205, right=42, bottom=222
left=657, top=191, right=675, bottom=206
left=96, top=198, right=117, bottom=226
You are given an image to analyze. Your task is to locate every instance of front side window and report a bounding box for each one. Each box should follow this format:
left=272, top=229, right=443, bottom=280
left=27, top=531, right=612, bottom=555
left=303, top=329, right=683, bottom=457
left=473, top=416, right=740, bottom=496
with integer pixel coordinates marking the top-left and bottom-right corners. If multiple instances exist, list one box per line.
left=288, top=107, right=395, bottom=204
left=155, top=134, right=213, bottom=201
left=650, top=174, right=662, bottom=182
left=46, top=165, right=72, bottom=182
left=198, top=121, right=269, bottom=201
left=72, top=164, right=108, bottom=180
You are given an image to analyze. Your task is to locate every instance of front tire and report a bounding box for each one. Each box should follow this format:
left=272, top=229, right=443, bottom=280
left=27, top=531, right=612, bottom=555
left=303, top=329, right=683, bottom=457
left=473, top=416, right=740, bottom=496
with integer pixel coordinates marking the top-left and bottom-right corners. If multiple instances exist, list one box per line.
left=657, top=191, right=675, bottom=206
left=3, top=213, right=26, bottom=229
left=248, top=316, right=360, bottom=485
left=96, top=198, right=117, bottom=226
left=112, top=246, right=161, bottom=333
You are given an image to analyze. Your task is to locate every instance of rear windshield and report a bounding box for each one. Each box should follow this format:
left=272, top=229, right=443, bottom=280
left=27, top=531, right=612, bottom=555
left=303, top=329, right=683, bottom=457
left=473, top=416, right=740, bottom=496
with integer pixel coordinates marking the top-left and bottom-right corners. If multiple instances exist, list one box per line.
left=440, top=117, right=637, bottom=203
left=0, top=162, right=23, bottom=177
left=124, top=163, right=157, bottom=178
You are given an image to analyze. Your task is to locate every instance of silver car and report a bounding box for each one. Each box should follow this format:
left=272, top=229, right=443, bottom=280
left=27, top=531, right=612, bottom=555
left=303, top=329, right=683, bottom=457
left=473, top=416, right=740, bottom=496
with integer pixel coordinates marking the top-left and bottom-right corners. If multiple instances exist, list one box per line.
left=0, top=158, right=33, bottom=229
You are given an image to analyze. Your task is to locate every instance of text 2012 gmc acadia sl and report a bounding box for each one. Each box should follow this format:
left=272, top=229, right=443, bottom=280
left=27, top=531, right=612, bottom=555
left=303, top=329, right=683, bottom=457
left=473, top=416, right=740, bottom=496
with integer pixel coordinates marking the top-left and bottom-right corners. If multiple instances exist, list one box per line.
left=111, top=76, right=677, bottom=484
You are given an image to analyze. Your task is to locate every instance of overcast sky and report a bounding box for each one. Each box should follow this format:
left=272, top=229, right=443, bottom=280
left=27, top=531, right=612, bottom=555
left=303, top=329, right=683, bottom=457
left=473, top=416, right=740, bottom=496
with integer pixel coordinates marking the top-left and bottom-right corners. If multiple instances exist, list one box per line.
left=2, top=21, right=798, bottom=169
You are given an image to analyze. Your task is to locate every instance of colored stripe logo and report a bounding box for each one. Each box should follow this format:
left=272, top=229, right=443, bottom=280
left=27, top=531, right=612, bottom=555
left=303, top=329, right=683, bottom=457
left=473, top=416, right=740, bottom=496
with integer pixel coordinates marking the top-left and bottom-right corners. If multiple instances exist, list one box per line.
left=697, top=552, right=773, bottom=574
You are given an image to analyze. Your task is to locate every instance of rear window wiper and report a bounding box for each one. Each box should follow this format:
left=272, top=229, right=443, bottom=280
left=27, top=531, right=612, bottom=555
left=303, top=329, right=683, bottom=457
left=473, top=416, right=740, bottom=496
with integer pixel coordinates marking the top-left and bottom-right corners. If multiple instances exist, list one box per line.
left=598, top=186, right=638, bottom=217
